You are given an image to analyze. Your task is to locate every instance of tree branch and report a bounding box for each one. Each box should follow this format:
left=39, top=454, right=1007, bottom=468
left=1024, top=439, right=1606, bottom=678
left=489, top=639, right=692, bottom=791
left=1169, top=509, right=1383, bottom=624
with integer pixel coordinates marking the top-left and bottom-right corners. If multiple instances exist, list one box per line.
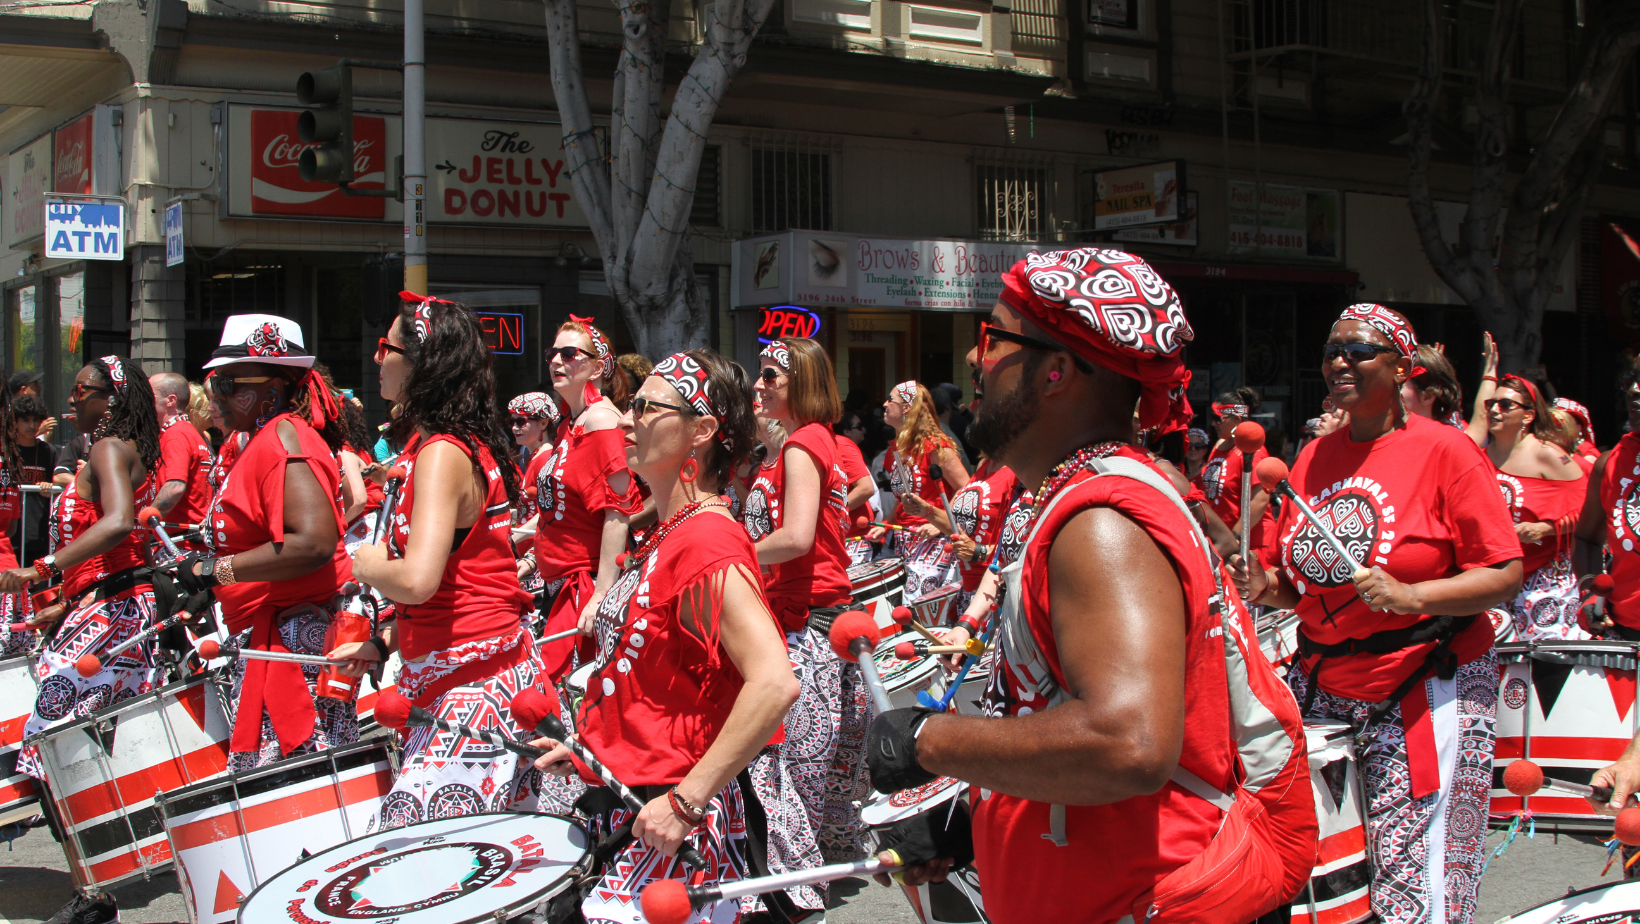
left=543, top=0, right=614, bottom=255
left=1405, top=0, right=1482, bottom=303
left=1458, top=0, right=1521, bottom=288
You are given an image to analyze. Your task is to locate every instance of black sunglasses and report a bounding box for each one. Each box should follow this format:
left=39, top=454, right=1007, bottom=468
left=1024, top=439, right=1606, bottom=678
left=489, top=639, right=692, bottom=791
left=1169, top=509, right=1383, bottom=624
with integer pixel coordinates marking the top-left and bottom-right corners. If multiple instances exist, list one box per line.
left=1484, top=397, right=1525, bottom=413
left=1322, top=342, right=1398, bottom=364
left=209, top=375, right=278, bottom=398
left=980, top=322, right=1095, bottom=374
left=547, top=346, right=594, bottom=363
left=757, top=368, right=785, bottom=383
left=631, top=395, right=690, bottom=418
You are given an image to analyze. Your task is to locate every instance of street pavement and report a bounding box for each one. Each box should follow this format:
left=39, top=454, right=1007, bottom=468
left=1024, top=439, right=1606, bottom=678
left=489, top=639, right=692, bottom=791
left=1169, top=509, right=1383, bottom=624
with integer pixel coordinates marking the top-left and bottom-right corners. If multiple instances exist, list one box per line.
left=0, top=818, right=1625, bottom=924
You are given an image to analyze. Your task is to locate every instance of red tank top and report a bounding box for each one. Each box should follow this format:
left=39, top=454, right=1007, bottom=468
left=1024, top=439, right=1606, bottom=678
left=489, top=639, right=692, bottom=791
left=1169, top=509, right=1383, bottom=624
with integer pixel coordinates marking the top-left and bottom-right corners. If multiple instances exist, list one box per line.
left=886, top=438, right=951, bottom=529
left=973, top=447, right=1235, bottom=922
left=388, top=434, right=530, bottom=660
left=1493, top=468, right=1585, bottom=575
left=949, top=460, right=1019, bottom=592
left=577, top=510, right=770, bottom=785
left=204, top=415, right=350, bottom=634
left=50, top=452, right=156, bottom=599
left=1601, top=433, right=1640, bottom=628
left=740, top=423, right=851, bottom=630
left=834, top=434, right=872, bottom=538
left=532, top=423, right=637, bottom=581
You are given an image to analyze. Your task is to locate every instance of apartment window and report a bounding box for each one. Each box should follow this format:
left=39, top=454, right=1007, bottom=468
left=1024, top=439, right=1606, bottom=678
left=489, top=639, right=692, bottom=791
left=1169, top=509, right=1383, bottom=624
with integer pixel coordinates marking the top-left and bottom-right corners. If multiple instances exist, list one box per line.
left=751, top=141, right=834, bottom=232
left=692, top=145, right=722, bottom=227
left=977, top=164, right=1048, bottom=241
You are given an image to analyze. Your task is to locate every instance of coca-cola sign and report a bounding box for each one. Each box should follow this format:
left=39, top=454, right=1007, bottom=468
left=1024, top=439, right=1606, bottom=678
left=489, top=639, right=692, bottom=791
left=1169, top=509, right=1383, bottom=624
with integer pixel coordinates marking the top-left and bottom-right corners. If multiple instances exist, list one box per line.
left=249, top=109, right=387, bottom=218
left=53, top=112, right=94, bottom=195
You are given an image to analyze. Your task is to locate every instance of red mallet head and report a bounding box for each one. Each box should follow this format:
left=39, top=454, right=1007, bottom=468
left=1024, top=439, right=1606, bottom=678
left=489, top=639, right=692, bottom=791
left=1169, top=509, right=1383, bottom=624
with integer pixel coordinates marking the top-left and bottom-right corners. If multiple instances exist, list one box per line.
left=891, top=605, right=913, bottom=626
left=893, top=641, right=919, bottom=660
left=854, top=513, right=870, bottom=529
left=828, top=610, right=879, bottom=661
left=1503, top=759, right=1544, bottom=796
left=639, top=879, right=692, bottom=924
left=387, top=465, right=408, bottom=481
left=1618, top=807, right=1640, bottom=846
left=74, top=653, right=102, bottom=677
left=1594, top=574, right=1617, bottom=597
left=197, top=639, right=222, bottom=660
left=1255, top=457, right=1291, bottom=494
left=616, top=552, right=629, bottom=570
left=526, top=485, right=539, bottom=501
left=509, top=686, right=561, bottom=732
left=1233, top=421, right=1266, bottom=454
left=137, top=506, right=162, bottom=527
left=373, top=689, right=414, bottom=731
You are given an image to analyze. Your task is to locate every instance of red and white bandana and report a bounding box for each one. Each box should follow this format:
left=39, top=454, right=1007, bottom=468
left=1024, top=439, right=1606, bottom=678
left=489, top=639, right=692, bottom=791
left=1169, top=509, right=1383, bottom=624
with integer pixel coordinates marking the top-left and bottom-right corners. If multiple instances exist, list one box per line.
left=1339, top=303, right=1419, bottom=359
left=1554, top=397, right=1593, bottom=440
left=398, top=291, right=460, bottom=343
left=760, top=341, right=792, bottom=371
left=98, top=355, right=128, bottom=395
left=653, top=352, right=729, bottom=446
left=1211, top=403, right=1249, bottom=419
left=891, top=380, right=919, bottom=407
left=568, top=314, right=612, bottom=380
left=1000, top=248, right=1194, bottom=432
left=508, top=392, right=561, bottom=423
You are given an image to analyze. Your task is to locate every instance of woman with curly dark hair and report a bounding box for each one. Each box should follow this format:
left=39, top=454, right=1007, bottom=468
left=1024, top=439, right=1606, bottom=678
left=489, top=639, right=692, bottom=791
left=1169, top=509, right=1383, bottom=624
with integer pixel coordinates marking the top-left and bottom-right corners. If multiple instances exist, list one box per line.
left=174, top=316, right=357, bottom=771
left=10, top=355, right=162, bottom=795
left=343, top=293, right=576, bottom=825
left=0, top=385, right=31, bottom=656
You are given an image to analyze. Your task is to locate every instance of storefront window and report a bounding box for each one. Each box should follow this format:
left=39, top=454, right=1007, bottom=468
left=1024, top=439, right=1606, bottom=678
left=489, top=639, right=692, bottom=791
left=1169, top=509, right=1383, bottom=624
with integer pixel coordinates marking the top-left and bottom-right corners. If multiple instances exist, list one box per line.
left=430, top=283, right=544, bottom=405
left=10, top=285, right=37, bottom=375
left=56, top=272, right=88, bottom=448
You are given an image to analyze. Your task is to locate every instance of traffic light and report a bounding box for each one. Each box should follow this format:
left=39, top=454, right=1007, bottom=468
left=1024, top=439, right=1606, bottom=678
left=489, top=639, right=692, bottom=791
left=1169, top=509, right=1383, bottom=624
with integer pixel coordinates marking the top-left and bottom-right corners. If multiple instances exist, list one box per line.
left=296, top=65, right=353, bottom=183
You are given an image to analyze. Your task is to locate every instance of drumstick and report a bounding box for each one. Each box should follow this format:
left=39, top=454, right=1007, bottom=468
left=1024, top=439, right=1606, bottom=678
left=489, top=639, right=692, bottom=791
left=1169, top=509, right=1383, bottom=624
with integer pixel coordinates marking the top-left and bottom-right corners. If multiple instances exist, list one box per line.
left=829, top=610, right=892, bottom=715
left=895, top=639, right=983, bottom=659
left=375, top=688, right=548, bottom=758
left=538, top=626, right=581, bottom=645
left=869, top=521, right=907, bottom=532
left=1255, top=458, right=1372, bottom=582
left=368, top=466, right=409, bottom=546
left=7, top=621, right=32, bottom=633
left=74, top=587, right=214, bottom=676
left=1233, top=422, right=1264, bottom=568
left=1503, top=759, right=1615, bottom=802
left=138, top=506, right=183, bottom=560
left=640, top=855, right=904, bottom=924
left=510, top=687, right=711, bottom=872
left=197, top=638, right=345, bottom=666
left=891, top=606, right=942, bottom=646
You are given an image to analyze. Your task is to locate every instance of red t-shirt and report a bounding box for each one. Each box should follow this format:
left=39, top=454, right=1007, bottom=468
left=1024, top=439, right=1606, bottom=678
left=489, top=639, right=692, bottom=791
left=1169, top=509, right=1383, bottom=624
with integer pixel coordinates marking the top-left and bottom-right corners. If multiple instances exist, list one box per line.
left=209, top=432, right=244, bottom=499
left=886, top=437, right=952, bottom=529
left=949, top=459, right=1018, bottom=591
left=157, top=416, right=214, bottom=527
left=577, top=511, right=772, bottom=786
left=1601, top=434, right=1640, bottom=629
left=1267, top=414, right=1521, bottom=700
left=1493, top=469, right=1585, bottom=575
left=205, top=415, right=351, bottom=635
left=532, top=424, right=636, bottom=582
left=834, top=434, right=872, bottom=538
left=973, top=447, right=1235, bottom=923
left=51, top=459, right=156, bottom=599
left=388, top=435, right=530, bottom=660
left=1196, top=441, right=1274, bottom=549
left=741, top=423, right=851, bottom=630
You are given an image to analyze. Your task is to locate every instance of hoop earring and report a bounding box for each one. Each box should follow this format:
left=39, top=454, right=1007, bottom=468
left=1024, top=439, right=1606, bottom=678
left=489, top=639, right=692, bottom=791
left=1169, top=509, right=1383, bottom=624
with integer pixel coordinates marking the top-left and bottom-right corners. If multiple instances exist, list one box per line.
left=680, top=457, right=699, bottom=484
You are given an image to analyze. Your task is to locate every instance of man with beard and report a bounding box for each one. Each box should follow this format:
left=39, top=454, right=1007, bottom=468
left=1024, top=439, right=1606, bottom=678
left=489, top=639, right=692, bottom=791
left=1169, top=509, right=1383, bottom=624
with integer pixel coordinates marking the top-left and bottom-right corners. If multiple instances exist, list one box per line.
left=865, top=249, right=1301, bottom=924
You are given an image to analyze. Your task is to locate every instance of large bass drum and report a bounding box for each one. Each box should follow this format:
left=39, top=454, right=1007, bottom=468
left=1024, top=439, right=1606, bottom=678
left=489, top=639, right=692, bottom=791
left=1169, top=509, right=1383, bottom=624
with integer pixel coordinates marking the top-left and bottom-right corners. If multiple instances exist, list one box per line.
left=0, top=652, right=41, bottom=826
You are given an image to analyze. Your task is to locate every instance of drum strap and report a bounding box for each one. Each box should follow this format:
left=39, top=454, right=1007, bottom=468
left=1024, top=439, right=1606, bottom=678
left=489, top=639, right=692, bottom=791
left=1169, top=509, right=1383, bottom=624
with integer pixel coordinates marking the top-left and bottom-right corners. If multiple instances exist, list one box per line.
left=1295, top=614, right=1477, bottom=720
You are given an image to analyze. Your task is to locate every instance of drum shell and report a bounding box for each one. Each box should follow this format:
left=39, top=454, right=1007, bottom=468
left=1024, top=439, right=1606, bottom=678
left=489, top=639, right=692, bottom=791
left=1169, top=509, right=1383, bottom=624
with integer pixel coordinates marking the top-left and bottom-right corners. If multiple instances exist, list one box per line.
left=159, top=739, right=396, bottom=924
left=1493, top=641, right=1639, bottom=828
left=25, top=674, right=232, bottom=889
left=849, top=559, right=906, bottom=630
left=0, top=652, right=41, bottom=825
left=910, top=585, right=962, bottom=629
left=874, top=632, right=942, bottom=711
left=863, top=781, right=986, bottom=924
left=1287, top=723, right=1370, bottom=924
left=1494, top=880, right=1640, bottom=924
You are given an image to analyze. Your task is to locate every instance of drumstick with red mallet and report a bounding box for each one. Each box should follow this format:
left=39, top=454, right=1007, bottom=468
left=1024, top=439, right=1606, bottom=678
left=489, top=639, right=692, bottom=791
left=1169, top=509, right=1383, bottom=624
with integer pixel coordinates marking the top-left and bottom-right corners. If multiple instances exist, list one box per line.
left=641, top=855, right=905, bottom=924
left=139, top=506, right=184, bottom=560
left=1233, top=422, right=1265, bottom=566
left=195, top=638, right=347, bottom=667
left=1255, top=458, right=1372, bottom=582
left=831, top=610, right=894, bottom=715
left=1503, top=759, right=1619, bottom=805
left=510, top=687, right=710, bottom=872
left=895, top=638, right=984, bottom=659
left=891, top=605, right=944, bottom=647
left=73, top=568, right=216, bottom=677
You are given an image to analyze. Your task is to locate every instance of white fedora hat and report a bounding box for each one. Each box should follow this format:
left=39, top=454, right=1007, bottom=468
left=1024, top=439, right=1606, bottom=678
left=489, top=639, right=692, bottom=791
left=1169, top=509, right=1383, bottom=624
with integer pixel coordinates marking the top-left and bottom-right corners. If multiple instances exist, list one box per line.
left=202, top=314, right=315, bottom=370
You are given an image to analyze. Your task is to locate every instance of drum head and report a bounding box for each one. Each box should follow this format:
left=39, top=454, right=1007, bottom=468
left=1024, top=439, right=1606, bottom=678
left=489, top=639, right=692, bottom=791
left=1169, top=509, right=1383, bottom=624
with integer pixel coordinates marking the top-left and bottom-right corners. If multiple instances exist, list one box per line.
left=1497, top=879, right=1640, bottom=923
left=237, top=813, right=589, bottom=924
left=874, top=632, right=941, bottom=690
left=860, top=776, right=965, bottom=827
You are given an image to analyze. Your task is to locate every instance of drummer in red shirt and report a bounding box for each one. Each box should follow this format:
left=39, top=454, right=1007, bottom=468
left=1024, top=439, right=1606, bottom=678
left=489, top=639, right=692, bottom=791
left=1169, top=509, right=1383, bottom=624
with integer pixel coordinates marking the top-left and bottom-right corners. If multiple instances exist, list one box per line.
left=148, top=372, right=213, bottom=551
left=523, top=316, right=637, bottom=682
left=833, top=409, right=876, bottom=563
left=1194, top=386, right=1274, bottom=551
left=1575, top=359, right=1640, bottom=641
left=1238, top=303, right=1521, bottom=924
left=742, top=337, right=859, bottom=917
left=867, top=381, right=967, bottom=600
left=532, top=350, right=797, bottom=923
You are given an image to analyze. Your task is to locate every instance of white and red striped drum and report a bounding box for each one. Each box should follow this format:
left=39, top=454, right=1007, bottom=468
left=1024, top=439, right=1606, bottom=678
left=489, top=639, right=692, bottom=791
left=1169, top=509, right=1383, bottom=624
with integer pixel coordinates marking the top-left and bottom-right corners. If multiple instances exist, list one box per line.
left=158, top=739, right=396, bottom=924
left=236, top=812, right=590, bottom=924
left=1493, top=640, right=1638, bottom=825
left=1288, top=723, right=1370, bottom=924
left=25, top=673, right=232, bottom=888
left=862, top=778, right=987, bottom=924
left=850, top=558, right=906, bottom=630
left=909, top=584, right=963, bottom=629
left=0, top=652, right=41, bottom=826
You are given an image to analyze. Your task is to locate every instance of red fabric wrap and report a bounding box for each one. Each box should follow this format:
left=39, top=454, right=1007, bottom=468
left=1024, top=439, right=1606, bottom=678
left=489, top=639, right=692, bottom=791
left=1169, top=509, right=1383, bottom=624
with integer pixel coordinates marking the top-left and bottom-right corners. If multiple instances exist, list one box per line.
left=1000, top=249, right=1193, bottom=432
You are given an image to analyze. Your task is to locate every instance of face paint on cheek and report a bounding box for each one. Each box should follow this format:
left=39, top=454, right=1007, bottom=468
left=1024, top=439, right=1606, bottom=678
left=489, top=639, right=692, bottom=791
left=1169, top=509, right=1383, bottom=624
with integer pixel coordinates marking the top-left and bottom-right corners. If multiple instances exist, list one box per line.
left=227, top=389, right=258, bottom=417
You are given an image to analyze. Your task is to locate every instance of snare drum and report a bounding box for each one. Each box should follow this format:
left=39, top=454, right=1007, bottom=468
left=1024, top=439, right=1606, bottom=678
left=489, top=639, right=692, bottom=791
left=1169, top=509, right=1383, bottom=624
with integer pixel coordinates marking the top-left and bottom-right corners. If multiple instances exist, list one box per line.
left=1487, top=607, right=1516, bottom=646
left=0, top=653, right=41, bottom=826
left=873, top=632, right=942, bottom=710
left=1287, top=723, right=1370, bottom=924
left=1257, top=610, right=1300, bottom=675
left=236, top=812, right=590, bottom=924
left=850, top=558, right=905, bottom=618
left=26, top=673, right=232, bottom=889
left=909, top=584, right=962, bottom=629
left=862, top=778, right=987, bottom=924
left=1493, top=640, right=1639, bottom=825
left=159, top=740, right=396, bottom=924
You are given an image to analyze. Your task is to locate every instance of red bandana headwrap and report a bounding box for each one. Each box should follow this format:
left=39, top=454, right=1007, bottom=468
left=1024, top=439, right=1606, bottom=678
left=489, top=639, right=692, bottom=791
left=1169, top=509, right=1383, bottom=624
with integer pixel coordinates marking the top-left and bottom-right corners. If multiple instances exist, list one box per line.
left=568, top=314, right=612, bottom=379
left=508, top=392, right=561, bottom=423
left=398, top=291, right=460, bottom=344
left=98, top=355, right=128, bottom=397
left=891, top=381, right=919, bottom=407
left=1000, top=248, right=1194, bottom=432
left=653, top=352, right=730, bottom=446
left=1554, top=397, right=1594, bottom=443
left=1211, top=403, right=1250, bottom=419
left=760, top=341, right=792, bottom=371
left=1339, top=303, right=1424, bottom=374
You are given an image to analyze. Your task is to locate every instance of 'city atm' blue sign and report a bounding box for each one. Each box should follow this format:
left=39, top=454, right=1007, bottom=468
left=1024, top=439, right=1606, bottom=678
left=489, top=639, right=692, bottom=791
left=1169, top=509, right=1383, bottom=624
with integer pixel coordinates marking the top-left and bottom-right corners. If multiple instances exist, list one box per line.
left=45, top=196, right=124, bottom=261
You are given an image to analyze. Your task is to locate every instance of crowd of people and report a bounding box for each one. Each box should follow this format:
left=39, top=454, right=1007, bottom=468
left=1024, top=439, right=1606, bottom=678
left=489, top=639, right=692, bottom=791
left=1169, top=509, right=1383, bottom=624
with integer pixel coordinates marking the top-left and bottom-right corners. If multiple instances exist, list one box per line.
left=11, top=248, right=1640, bottom=924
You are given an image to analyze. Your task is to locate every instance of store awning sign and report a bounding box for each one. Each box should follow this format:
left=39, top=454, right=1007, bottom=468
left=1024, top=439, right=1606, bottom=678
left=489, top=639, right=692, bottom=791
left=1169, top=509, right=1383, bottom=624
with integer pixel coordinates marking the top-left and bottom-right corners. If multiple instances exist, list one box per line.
left=44, top=195, right=122, bottom=261
left=1092, top=160, right=1185, bottom=231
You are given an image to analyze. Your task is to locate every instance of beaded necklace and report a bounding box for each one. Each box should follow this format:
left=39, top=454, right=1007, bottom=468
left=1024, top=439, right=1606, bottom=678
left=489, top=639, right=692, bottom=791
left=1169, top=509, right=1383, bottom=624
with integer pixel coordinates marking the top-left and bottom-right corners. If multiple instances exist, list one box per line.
left=1025, top=441, right=1128, bottom=530
left=622, top=495, right=728, bottom=570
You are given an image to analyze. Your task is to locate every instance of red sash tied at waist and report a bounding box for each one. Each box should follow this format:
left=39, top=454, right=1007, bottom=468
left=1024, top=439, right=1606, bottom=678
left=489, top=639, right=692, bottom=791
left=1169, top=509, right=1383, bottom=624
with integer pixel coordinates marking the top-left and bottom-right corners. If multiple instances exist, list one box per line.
left=230, top=607, right=319, bottom=755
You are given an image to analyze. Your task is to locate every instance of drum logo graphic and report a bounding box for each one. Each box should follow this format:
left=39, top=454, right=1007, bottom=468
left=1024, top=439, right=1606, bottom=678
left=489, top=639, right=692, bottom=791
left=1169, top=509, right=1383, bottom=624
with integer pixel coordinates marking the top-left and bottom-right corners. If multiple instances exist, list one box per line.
left=1624, top=483, right=1640, bottom=542
left=1502, top=677, right=1528, bottom=710
left=317, top=843, right=512, bottom=917
left=1201, top=457, right=1224, bottom=502
left=889, top=776, right=959, bottom=808
left=997, top=502, right=1034, bottom=567
left=1288, top=490, right=1380, bottom=588
left=950, top=483, right=984, bottom=538
left=742, top=482, right=774, bottom=541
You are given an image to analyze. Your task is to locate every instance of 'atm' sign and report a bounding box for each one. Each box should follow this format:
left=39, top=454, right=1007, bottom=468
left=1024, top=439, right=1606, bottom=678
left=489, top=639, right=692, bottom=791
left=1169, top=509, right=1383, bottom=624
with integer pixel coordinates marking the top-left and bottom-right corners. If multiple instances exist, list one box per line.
left=478, top=312, right=525, bottom=355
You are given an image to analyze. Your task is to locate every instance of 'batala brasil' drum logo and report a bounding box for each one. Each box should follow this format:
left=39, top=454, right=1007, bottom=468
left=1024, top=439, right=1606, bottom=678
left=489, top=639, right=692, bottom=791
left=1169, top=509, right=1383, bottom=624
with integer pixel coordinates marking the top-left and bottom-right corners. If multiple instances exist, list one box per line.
left=316, top=843, right=513, bottom=917
left=1503, top=677, right=1528, bottom=710
left=1285, top=482, right=1386, bottom=590
left=1621, top=481, right=1640, bottom=546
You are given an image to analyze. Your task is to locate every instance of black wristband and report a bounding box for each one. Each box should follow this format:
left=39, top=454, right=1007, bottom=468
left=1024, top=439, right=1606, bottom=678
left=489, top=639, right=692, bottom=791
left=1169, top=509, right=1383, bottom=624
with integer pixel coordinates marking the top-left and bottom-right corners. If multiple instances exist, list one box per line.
left=866, top=708, right=938, bottom=794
